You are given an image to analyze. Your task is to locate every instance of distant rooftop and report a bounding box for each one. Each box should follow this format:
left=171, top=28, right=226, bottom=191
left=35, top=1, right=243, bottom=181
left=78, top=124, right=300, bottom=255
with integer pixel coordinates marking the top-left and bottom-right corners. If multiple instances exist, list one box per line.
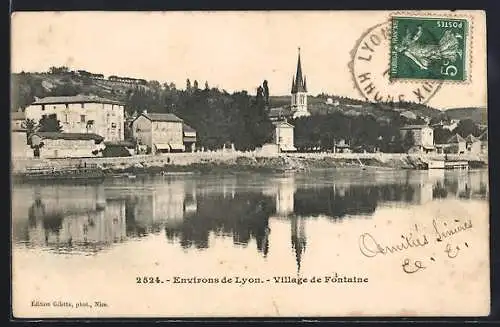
left=139, top=112, right=184, bottom=123
left=32, top=95, right=124, bottom=105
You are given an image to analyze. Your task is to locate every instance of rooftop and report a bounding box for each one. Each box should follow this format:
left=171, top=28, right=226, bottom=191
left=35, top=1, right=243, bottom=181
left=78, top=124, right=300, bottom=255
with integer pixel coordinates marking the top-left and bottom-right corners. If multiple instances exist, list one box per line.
left=140, top=112, right=184, bottom=123
left=447, top=134, right=466, bottom=144
left=32, top=95, right=124, bottom=106
left=32, top=132, right=104, bottom=142
left=183, top=123, right=197, bottom=134
left=273, top=121, right=294, bottom=128
left=465, top=134, right=479, bottom=143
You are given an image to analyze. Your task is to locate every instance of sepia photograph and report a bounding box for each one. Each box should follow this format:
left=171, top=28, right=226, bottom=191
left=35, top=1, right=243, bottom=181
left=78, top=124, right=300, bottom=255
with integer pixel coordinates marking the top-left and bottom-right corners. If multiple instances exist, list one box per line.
left=10, top=10, right=489, bottom=318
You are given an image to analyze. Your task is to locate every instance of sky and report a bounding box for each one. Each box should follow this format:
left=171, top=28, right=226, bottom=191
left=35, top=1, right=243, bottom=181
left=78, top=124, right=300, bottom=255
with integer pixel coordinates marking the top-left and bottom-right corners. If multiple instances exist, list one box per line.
left=11, top=11, right=487, bottom=109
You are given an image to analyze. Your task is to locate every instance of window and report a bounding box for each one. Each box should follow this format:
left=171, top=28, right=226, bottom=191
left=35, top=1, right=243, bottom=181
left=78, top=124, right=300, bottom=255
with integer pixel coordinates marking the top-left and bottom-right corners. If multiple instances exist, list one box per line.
left=111, top=123, right=116, bottom=128
left=80, top=115, right=86, bottom=123
left=81, top=103, right=85, bottom=109
left=41, top=105, right=45, bottom=111
left=64, top=113, right=69, bottom=123
left=65, top=104, right=69, bottom=109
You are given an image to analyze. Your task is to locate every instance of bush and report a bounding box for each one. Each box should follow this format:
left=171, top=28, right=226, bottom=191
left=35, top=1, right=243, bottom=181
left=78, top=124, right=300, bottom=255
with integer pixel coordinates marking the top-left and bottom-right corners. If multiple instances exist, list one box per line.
left=102, top=145, right=131, bottom=157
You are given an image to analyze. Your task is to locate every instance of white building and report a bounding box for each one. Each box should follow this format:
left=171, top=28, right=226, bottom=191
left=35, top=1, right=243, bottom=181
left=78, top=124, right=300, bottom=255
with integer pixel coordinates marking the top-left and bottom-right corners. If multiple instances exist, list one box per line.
left=290, top=48, right=310, bottom=119
left=272, top=121, right=296, bottom=152
left=25, top=95, right=125, bottom=142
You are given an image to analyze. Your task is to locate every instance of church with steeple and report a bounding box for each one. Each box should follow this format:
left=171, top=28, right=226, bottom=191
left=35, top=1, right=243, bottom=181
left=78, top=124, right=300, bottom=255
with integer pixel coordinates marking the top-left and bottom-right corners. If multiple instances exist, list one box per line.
left=267, top=47, right=311, bottom=152
left=290, top=47, right=310, bottom=118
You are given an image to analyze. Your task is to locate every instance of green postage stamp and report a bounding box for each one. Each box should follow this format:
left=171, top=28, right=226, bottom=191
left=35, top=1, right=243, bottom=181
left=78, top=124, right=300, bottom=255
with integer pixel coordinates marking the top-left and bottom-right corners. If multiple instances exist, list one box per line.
left=390, top=16, right=469, bottom=81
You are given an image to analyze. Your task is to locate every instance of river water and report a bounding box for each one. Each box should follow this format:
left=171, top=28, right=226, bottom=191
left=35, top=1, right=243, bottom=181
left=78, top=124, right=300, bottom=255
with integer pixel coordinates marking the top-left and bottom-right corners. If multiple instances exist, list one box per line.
left=11, top=168, right=490, bottom=317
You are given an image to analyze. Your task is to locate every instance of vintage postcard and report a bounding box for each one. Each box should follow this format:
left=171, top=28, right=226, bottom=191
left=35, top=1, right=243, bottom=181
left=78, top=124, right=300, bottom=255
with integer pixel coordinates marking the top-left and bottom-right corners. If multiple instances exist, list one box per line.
left=11, top=10, right=489, bottom=318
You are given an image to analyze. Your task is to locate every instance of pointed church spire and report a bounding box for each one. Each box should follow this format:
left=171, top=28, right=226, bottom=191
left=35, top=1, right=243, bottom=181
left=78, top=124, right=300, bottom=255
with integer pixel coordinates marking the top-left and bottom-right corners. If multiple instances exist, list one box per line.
left=293, top=47, right=306, bottom=94
left=303, top=76, right=307, bottom=92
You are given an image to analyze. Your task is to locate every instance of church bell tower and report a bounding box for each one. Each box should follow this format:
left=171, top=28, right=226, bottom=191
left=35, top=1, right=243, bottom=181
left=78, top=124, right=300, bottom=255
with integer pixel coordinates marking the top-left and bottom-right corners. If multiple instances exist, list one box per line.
left=291, top=47, right=310, bottom=118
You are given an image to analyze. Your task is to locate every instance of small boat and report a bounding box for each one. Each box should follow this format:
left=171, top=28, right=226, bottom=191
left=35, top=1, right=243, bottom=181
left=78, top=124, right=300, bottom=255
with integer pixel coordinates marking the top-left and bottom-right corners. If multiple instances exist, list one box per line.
left=16, top=164, right=105, bottom=182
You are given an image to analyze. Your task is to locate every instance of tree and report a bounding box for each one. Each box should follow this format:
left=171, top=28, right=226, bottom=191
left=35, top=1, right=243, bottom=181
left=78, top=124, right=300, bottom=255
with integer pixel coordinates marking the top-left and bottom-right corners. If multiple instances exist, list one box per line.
left=205, top=81, right=209, bottom=91
left=434, top=127, right=453, bottom=144
left=262, top=80, right=269, bottom=106
left=23, top=118, right=37, bottom=144
left=193, top=80, right=199, bottom=90
left=186, top=79, right=192, bottom=91
left=38, top=115, right=63, bottom=132
left=455, top=119, right=481, bottom=137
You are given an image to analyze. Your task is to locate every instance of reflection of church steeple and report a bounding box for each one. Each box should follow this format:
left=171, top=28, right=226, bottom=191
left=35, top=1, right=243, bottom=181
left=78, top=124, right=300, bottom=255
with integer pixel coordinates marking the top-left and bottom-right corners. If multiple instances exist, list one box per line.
left=290, top=216, right=306, bottom=273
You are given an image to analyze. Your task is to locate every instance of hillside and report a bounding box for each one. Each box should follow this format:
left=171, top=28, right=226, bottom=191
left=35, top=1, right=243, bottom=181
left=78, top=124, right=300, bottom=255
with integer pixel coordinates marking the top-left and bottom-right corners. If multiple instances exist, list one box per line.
left=12, top=70, right=453, bottom=127
left=269, top=94, right=443, bottom=121
left=11, top=71, right=149, bottom=111
left=444, top=107, right=488, bottom=124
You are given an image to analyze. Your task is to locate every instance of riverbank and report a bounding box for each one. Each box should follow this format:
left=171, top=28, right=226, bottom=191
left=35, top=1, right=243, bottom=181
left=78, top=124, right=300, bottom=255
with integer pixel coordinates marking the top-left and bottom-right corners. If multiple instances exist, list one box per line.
left=11, top=152, right=488, bottom=177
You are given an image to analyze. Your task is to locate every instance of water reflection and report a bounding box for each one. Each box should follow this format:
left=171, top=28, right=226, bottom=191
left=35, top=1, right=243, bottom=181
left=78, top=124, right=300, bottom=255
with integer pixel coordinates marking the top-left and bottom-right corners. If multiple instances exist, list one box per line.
left=12, top=170, right=489, bottom=269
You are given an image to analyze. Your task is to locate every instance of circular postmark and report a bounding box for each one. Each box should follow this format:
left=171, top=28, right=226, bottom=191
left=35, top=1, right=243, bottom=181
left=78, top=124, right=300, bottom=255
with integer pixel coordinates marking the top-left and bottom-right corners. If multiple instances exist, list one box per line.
left=349, top=20, right=443, bottom=105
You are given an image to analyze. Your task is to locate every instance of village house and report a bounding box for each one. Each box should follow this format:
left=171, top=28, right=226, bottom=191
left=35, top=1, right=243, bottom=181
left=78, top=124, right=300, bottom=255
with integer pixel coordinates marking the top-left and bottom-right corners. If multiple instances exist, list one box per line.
left=479, top=129, right=488, bottom=154
left=131, top=111, right=187, bottom=154
left=443, top=134, right=467, bottom=154
left=25, top=95, right=125, bottom=142
left=335, top=139, right=351, bottom=153
left=465, top=134, right=482, bottom=154
left=399, top=125, right=435, bottom=153
left=272, top=121, right=296, bottom=152
left=183, top=124, right=197, bottom=152
left=29, top=132, right=105, bottom=159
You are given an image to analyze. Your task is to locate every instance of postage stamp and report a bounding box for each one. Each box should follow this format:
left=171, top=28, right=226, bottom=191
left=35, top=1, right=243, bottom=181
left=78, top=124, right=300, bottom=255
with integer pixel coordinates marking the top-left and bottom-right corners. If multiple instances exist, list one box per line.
left=389, top=16, right=469, bottom=81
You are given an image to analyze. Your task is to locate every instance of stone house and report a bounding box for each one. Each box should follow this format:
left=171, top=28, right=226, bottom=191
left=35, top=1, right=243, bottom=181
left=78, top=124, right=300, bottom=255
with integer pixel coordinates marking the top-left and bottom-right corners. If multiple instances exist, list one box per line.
left=131, top=112, right=185, bottom=154
left=399, top=125, right=435, bottom=153
left=25, top=95, right=125, bottom=142
left=29, top=132, right=105, bottom=158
